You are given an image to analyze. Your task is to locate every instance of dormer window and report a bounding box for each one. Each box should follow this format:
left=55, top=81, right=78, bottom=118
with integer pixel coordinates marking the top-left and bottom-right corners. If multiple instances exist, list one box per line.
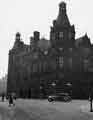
left=59, top=32, right=63, bottom=38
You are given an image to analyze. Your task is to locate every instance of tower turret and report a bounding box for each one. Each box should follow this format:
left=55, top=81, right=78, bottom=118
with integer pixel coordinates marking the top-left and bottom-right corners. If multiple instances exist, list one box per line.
left=30, top=31, right=40, bottom=50
left=56, top=1, right=70, bottom=27
left=50, top=1, right=75, bottom=48
left=59, top=1, right=66, bottom=13
left=15, top=32, right=21, bottom=41
left=13, top=32, right=22, bottom=49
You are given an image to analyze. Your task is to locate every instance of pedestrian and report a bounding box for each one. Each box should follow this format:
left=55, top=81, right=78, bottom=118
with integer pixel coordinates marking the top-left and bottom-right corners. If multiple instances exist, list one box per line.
left=8, top=94, right=15, bottom=107
left=1, top=93, right=5, bottom=102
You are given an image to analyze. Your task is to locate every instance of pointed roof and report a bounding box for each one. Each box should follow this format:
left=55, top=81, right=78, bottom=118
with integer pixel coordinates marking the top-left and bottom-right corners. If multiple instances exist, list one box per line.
left=75, top=34, right=91, bottom=47
left=56, top=2, right=70, bottom=27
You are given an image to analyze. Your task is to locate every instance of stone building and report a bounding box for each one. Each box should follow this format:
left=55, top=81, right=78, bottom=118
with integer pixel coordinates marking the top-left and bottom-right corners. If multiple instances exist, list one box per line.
left=7, top=2, right=93, bottom=99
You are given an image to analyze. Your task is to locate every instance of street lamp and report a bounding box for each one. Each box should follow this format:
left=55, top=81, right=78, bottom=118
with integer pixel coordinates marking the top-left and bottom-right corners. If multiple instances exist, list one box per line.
left=52, top=82, right=56, bottom=87
left=66, top=82, right=72, bottom=87
left=40, top=85, right=43, bottom=99
left=51, top=82, right=56, bottom=94
left=88, top=67, right=93, bottom=112
left=65, top=82, right=72, bottom=96
left=85, top=56, right=93, bottom=112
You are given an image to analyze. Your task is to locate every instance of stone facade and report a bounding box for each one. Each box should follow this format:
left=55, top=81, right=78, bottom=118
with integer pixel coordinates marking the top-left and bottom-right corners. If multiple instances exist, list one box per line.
left=7, top=2, right=93, bottom=99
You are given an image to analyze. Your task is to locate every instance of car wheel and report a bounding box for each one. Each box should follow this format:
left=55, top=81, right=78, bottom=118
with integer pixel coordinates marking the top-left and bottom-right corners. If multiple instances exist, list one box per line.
left=67, top=96, right=72, bottom=102
left=64, top=96, right=69, bottom=102
left=48, top=98, right=53, bottom=102
left=64, top=96, right=72, bottom=102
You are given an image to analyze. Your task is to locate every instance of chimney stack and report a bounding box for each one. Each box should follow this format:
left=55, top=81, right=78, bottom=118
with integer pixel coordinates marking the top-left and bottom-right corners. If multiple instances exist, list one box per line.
left=34, top=31, right=40, bottom=42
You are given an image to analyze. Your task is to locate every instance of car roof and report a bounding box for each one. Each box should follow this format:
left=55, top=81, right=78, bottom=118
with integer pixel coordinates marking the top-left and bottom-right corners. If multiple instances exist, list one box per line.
left=49, top=93, right=69, bottom=96
left=56, top=93, right=69, bottom=95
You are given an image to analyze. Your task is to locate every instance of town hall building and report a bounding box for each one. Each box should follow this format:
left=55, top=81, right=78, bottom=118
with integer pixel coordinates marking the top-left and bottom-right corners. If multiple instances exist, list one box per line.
left=7, top=2, right=93, bottom=99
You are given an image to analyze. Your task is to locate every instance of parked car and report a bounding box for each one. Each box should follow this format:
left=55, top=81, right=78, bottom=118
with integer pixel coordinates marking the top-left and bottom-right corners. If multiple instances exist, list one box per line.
left=48, top=93, right=72, bottom=102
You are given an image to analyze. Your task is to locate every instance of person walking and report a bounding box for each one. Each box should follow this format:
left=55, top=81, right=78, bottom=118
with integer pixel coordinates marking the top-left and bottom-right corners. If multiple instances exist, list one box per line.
left=8, top=94, right=15, bottom=107
left=1, top=93, right=5, bottom=102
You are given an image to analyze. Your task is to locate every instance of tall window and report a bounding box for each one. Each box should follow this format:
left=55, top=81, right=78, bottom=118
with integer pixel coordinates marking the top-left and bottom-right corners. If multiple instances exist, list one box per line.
left=59, top=56, right=64, bottom=67
left=59, top=32, right=63, bottom=38
left=43, top=62, right=47, bottom=72
left=69, top=32, right=72, bottom=39
left=51, top=33, right=55, bottom=40
left=32, top=63, right=37, bottom=73
left=39, top=62, right=42, bottom=72
left=56, top=56, right=64, bottom=68
left=68, top=58, right=72, bottom=68
left=83, top=59, right=89, bottom=71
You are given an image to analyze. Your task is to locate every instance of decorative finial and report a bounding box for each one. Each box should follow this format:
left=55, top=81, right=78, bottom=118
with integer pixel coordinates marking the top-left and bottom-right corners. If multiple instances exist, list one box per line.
left=15, top=32, right=21, bottom=41
left=59, top=1, right=66, bottom=8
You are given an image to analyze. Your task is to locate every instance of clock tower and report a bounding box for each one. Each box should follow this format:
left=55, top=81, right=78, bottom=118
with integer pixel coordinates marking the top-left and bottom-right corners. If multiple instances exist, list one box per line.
left=50, top=2, right=75, bottom=49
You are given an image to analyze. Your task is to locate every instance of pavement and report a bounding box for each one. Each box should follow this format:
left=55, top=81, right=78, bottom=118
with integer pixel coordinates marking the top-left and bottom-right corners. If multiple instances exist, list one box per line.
left=0, top=98, right=93, bottom=120
left=80, top=102, right=93, bottom=115
left=0, top=99, right=31, bottom=120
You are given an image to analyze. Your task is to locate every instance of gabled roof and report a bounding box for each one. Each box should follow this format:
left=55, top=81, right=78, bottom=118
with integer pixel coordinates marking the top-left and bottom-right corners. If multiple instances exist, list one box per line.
left=75, top=34, right=91, bottom=47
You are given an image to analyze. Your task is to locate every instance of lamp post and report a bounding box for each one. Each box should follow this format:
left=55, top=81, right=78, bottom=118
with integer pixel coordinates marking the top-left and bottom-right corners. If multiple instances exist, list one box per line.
left=66, top=82, right=72, bottom=87
left=85, top=56, right=93, bottom=112
left=40, top=85, right=43, bottom=99
left=65, top=82, right=72, bottom=96
left=88, top=68, right=93, bottom=112
left=51, top=82, right=56, bottom=94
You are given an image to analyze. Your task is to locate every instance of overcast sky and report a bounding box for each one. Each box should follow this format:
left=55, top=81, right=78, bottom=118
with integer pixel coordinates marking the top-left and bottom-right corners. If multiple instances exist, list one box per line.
left=0, top=0, right=93, bottom=78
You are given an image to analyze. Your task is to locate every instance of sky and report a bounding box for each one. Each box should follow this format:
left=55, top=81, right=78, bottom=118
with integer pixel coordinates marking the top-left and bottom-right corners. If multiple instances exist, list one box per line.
left=0, top=0, right=93, bottom=78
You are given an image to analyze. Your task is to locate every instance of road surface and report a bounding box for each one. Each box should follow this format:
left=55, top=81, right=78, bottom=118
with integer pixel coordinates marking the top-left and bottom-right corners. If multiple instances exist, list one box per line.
left=0, top=99, right=93, bottom=120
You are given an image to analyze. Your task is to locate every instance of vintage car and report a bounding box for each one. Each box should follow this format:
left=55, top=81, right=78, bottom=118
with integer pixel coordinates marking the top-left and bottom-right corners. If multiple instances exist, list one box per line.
left=48, top=93, right=72, bottom=102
